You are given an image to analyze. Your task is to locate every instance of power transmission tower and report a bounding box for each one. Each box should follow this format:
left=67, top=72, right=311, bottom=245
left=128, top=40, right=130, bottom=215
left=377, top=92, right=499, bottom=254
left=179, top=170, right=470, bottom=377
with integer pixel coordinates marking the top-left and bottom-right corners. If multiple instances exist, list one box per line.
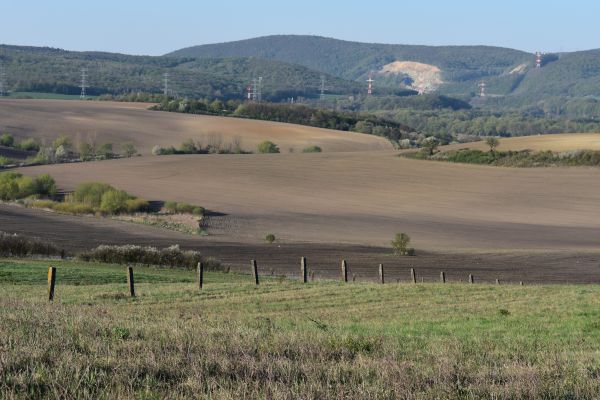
left=535, top=52, right=542, bottom=69
left=80, top=68, right=88, bottom=99
left=320, top=75, right=326, bottom=100
left=367, top=74, right=374, bottom=96
left=478, top=81, right=486, bottom=97
left=163, top=73, right=169, bottom=96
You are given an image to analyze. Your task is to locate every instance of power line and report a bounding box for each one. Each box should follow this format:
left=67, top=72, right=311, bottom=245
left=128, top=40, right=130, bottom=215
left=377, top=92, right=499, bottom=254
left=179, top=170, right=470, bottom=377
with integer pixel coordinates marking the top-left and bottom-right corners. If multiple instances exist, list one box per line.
left=320, top=75, right=326, bottom=100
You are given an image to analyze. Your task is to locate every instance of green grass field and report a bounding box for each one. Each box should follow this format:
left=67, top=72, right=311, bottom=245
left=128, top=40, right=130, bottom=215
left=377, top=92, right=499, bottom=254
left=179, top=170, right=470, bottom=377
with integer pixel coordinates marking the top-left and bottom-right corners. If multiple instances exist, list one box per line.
left=2, top=259, right=600, bottom=399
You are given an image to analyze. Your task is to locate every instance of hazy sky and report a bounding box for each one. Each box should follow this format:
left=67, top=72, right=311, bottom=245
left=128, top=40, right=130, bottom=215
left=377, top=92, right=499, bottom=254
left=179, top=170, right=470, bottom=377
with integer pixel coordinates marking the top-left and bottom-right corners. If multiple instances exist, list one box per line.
left=2, top=0, right=599, bottom=55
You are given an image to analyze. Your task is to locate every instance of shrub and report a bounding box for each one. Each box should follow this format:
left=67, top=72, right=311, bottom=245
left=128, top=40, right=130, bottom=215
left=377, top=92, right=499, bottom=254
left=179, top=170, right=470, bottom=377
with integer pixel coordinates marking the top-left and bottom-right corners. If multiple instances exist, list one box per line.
left=79, top=142, right=95, bottom=161
left=164, top=201, right=178, bottom=213
left=0, top=156, right=13, bottom=166
left=391, top=233, right=414, bottom=256
left=152, top=145, right=176, bottom=156
left=257, top=140, right=280, bottom=154
left=29, top=199, right=58, bottom=209
left=192, top=206, right=205, bottom=216
left=77, top=244, right=222, bottom=270
left=98, top=143, right=114, bottom=159
left=265, top=233, right=276, bottom=243
left=125, top=198, right=150, bottom=213
left=100, top=189, right=131, bottom=214
left=53, top=135, right=72, bottom=151
left=33, top=174, right=57, bottom=196
left=302, top=145, right=322, bottom=153
left=18, top=138, right=40, bottom=152
left=50, top=202, right=95, bottom=215
left=0, top=133, right=14, bottom=147
left=175, top=202, right=195, bottom=214
left=0, top=231, right=62, bottom=257
left=0, top=172, right=56, bottom=200
left=72, top=182, right=114, bottom=207
left=179, top=139, right=198, bottom=154
left=123, top=143, right=137, bottom=158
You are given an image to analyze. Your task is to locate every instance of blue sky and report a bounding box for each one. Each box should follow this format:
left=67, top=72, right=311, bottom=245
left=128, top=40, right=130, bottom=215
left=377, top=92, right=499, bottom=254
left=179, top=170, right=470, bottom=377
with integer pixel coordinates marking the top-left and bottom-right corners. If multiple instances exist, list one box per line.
left=2, top=0, right=599, bottom=55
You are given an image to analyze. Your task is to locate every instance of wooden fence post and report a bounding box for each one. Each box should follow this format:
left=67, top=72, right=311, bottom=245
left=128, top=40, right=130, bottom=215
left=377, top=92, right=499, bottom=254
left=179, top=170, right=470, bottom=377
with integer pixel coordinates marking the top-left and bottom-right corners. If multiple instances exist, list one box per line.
left=301, top=257, right=307, bottom=283
left=127, top=266, right=135, bottom=297
left=378, top=263, right=385, bottom=284
left=410, top=268, right=416, bottom=284
left=251, top=260, right=259, bottom=286
left=519, top=281, right=523, bottom=286
left=47, top=266, right=56, bottom=301
left=197, top=262, right=204, bottom=290
left=469, top=274, right=474, bottom=284
left=341, top=259, right=348, bottom=283
left=440, top=271, right=446, bottom=283
left=496, top=278, right=500, bottom=285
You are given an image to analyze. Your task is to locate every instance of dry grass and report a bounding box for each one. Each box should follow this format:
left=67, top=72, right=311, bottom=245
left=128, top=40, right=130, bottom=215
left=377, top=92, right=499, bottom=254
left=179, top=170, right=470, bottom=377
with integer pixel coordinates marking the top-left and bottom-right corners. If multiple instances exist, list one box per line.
left=1, top=259, right=600, bottom=399
left=442, top=133, right=600, bottom=153
left=0, top=99, right=392, bottom=154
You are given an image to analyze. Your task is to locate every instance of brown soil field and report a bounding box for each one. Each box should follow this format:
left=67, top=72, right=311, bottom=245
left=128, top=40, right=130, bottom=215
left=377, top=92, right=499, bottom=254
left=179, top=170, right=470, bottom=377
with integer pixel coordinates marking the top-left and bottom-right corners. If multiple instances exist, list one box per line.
left=441, top=133, right=600, bottom=152
left=21, top=151, right=600, bottom=255
left=0, top=99, right=391, bottom=153
left=2, top=204, right=599, bottom=284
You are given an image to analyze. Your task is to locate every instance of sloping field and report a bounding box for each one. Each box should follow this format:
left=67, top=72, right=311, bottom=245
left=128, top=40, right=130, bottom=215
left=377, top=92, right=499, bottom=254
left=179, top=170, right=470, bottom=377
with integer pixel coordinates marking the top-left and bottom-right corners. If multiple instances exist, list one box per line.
left=22, top=151, right=600, bottom=255
left=442, top=133, right=600, bottom=152
left=0, top=99, right=392, bottom=153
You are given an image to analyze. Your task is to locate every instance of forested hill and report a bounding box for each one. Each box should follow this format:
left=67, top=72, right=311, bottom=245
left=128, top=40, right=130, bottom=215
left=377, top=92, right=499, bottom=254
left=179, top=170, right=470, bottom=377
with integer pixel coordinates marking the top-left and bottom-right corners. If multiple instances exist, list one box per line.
left=0, top=45, right=367, bottom=101
left=168, top=35, right=532, bottom=84
left=169, top=35, right=600, bottom=109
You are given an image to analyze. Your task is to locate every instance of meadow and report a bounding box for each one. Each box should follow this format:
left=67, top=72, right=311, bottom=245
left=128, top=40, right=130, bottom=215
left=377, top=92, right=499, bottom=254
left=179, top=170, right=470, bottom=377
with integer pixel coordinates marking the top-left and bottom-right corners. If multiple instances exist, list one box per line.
left=2, top=258, right=600, bottom=399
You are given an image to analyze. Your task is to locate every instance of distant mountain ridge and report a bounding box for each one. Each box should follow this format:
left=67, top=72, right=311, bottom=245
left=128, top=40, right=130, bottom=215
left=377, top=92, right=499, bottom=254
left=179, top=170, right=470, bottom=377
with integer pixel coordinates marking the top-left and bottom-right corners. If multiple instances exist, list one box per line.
left=0, top=44, right=367, bottom=100
left=169, top=35, right=600, bottom=106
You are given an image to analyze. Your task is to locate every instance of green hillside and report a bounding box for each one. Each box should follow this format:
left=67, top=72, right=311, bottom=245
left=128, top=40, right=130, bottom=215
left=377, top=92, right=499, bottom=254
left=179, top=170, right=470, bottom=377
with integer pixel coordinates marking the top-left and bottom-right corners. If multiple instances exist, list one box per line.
left=0, top=45, right=365, bottom=101
left=169, top=35, right=532, bottom=83
left=169, top=35, right=600, bottom=109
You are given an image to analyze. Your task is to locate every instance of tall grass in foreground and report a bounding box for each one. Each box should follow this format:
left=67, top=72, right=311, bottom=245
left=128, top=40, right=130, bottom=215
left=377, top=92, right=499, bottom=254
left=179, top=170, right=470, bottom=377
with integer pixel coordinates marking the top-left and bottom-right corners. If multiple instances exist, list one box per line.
left=1, top=259, right=600, bottom=399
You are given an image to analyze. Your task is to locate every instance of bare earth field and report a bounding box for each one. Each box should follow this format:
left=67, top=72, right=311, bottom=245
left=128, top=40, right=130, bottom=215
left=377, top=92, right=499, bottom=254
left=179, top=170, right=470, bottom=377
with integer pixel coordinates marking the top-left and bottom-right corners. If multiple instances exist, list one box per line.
left=3, top=100, right=600, bottom=282
left=12, top=148, right=600, bottom=283
left=441, top=133, right=600, bottom=152
left=0, top=99, right=392, bottom=153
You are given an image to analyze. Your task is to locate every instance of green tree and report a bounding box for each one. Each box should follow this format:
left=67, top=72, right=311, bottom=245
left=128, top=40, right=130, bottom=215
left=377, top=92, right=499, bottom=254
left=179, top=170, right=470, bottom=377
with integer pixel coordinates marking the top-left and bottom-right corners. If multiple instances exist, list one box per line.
left=257, top=141, right=280, bottom=154
left=391, top=233, right=413, bottom=256
left=265, top=233, right=276, bottom=243
left=302, top=145, right=322, bottom=153
left=179, top=139, right=197, bottom=154
left=18, top=138, right=40, bottom=152
left=421, top=137, right=439, bottom=156
left=100, top=189, right=130, bottom=214
left=210, top=100, right=224, bottom=114
left=98, top=143, right=114, bottom=159
left=79, top=142, right=95, bottom=161
left=486, top=137, right=500, bottom=153
left=123, top=143, right=137, bottom=158
left=53, top=135, right=72, bottom=151
left=0, top=134, right=14, bottom=147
